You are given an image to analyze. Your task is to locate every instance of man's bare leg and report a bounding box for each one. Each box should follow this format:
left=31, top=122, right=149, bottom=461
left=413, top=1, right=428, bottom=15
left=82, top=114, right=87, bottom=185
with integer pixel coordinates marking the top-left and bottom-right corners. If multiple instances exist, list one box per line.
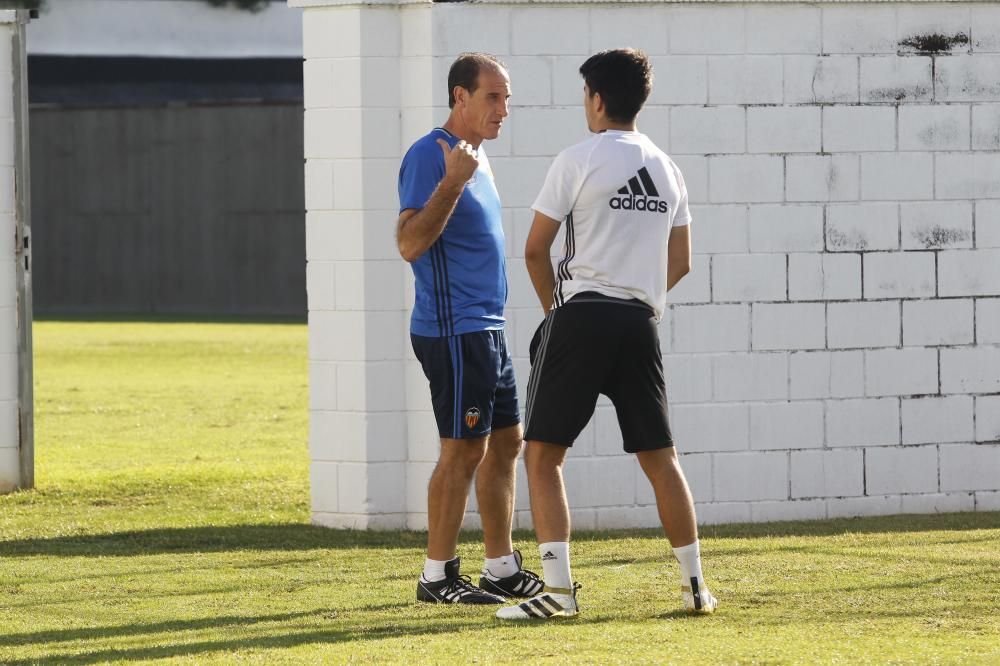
left=636, top=446, right=717, bottom=612
left=635, top=447, right=697, bottom=547
left=475, top=424, right=522, bottom=558
left=427, top=437, right=486, bottom=561
left=494, top=439, right=578, bottom=618
left=525, top=440, right=571, bottom=543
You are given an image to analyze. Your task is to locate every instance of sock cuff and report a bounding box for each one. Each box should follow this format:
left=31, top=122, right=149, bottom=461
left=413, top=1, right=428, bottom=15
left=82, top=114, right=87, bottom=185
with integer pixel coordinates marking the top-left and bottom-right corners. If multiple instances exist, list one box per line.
left=484, top=552, right=515, bottom=563
left=422, top=557, right=452, bottom=583
left=482, top=553, right=519, bottom=580
left=538, top=541, right=573, bottom=591
left=672, top=540, right=700, bottom=556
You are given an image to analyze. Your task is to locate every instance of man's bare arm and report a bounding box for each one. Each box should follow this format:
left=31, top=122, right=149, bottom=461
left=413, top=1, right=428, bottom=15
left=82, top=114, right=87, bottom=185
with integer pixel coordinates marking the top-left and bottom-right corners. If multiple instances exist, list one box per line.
left=524, top=211, right=562, bottom=313
left=397, top=139, right=479, bottom=263
left=397, top=181, right=465, bottom=263
left=666, top=224, right=692, bottom=292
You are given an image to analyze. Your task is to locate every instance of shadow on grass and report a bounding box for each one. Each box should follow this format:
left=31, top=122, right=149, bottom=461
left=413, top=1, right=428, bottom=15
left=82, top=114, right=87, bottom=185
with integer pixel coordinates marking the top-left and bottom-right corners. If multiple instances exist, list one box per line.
left=0, top=524, right=424, bottom=557
left=0, top=610, right=327, bottom=648
left=695, top=511, right=1000, bottom=539
left=3, top=554, right=326, bottom=590
left=0, top=615, right=476, bottom=665
left=0, top=608, right=612, bottom=664
left=0, top=584, right=249, bottom=612
left=1, top=512, right=997, bottom=559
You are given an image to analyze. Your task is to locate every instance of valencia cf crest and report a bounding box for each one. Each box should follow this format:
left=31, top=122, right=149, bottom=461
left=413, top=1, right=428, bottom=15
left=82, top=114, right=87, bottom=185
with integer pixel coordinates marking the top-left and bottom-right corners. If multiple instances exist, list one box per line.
left=465, top=407, right=481, bottom=430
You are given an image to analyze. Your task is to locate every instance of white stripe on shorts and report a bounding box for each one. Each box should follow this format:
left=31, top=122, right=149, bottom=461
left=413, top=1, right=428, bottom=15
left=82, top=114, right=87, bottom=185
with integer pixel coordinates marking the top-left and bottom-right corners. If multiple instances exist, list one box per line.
left=523, top=310, right=557, bottom=435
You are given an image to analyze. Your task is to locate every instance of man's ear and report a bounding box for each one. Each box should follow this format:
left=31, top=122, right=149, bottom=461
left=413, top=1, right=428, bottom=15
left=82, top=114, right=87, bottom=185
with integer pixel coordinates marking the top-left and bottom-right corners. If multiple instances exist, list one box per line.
left=592, top=91, right=605, bottom=115
left=452, top=86, right=467, bottom=108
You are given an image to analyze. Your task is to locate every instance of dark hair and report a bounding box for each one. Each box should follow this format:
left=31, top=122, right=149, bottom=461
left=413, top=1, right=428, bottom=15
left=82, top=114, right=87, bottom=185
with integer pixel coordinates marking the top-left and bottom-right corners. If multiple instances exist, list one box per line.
left=578, top=49, right=653, bottom=123
left=447, top=52, right=507, bottom=109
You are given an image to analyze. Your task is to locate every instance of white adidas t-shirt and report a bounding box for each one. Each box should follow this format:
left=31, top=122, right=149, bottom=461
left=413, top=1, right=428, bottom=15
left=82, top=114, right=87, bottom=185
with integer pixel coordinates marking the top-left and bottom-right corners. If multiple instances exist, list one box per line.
left=531, top=129, right=691, bottom=320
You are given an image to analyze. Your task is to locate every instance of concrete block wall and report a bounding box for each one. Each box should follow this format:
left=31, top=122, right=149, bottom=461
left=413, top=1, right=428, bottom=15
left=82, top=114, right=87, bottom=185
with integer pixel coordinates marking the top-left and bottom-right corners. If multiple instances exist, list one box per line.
left=295, top=0, right=1000, bottom=529
left=0, top=12, right=23, bottom=492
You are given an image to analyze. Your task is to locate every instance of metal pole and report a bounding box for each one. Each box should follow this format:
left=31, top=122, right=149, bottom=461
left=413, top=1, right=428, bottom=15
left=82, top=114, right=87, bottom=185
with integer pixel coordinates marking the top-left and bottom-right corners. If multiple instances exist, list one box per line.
left=13, top=9, right=33, bottom=490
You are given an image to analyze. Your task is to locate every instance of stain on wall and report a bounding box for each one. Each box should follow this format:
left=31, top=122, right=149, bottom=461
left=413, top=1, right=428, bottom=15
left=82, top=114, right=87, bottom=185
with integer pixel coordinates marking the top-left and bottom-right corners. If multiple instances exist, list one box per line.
left=898, top=33, right=970, bottom=54
left=913, top=226, right=971, bottom=249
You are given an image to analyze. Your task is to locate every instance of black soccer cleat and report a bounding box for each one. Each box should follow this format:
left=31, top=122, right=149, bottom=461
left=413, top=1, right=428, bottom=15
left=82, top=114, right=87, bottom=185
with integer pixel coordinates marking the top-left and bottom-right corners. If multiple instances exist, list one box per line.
left=479, top=549, right=545, bottom=598
left=416, top=557, right=505, bottom=604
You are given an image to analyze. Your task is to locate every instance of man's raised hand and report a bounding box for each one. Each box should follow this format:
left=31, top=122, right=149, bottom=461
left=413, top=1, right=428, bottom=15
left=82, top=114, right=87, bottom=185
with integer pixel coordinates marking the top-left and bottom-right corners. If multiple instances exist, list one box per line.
left=437, top=138, right=479, bottom=187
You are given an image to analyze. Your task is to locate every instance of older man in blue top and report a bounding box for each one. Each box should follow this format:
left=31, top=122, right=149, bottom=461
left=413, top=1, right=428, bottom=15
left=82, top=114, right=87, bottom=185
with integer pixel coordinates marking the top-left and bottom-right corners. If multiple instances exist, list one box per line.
left=397, top=52, right=544, bottom=605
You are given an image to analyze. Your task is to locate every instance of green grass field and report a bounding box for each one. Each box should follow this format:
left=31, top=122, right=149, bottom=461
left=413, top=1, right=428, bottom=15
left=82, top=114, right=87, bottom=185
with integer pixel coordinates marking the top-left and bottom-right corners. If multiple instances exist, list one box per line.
left=1, top=320, right=998, bottom=664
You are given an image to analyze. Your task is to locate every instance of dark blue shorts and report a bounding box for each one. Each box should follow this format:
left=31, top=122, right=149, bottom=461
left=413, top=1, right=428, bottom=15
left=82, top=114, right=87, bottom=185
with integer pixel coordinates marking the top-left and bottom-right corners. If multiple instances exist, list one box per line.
left=411, top=329, right=521, bottom=440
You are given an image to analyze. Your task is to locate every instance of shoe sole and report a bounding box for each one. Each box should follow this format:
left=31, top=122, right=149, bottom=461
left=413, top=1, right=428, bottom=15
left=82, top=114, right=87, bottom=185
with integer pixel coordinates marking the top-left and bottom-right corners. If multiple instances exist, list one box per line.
left=682, top=584, right=718, bottom=615
left=417, top=594, right=505, bottom=605
left=686, top=607, right=716, bottom=615
left=684, top=599, right=718, bottom=614
left=497, top=609, right=579, bottom=620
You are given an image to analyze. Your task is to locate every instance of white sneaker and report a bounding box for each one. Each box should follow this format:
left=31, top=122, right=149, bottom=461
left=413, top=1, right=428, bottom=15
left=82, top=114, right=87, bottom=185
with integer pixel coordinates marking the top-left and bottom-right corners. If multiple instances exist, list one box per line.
left=682, top=581, right=718, bottom=614
left=496, top=584, right=580, bottom=620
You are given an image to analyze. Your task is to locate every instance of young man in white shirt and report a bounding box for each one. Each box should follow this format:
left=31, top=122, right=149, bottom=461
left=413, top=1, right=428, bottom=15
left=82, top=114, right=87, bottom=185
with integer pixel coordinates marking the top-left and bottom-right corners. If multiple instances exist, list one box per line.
left=497, top=48, right=717, bottom=620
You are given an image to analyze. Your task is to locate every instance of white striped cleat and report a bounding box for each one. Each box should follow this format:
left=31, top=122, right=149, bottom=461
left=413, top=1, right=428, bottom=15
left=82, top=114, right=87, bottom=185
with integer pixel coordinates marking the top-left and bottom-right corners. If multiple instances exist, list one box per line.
left=682, top=578, right=718, bottom=614
left=495, top=584, right=580, bottom=620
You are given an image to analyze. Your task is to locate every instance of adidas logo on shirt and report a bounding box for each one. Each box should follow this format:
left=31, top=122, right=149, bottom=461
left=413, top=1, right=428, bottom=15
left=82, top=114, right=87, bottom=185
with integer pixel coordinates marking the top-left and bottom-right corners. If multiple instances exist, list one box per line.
left=608, top=167, right=669, bottom=213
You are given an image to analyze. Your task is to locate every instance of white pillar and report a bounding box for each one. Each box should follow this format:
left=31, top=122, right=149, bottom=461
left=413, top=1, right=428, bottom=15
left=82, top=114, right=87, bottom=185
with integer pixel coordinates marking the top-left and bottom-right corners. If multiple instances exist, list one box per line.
left=295, top=0, right=408, bottom=528
left=0, top=10, right=31, bottom=494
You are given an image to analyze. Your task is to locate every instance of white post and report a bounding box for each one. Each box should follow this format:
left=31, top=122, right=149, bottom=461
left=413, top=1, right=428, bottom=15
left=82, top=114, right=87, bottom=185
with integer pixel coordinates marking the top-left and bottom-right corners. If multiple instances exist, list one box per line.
left=294, top=0, right=408, bottom=528
left=0, top=9, right=32, bottom=494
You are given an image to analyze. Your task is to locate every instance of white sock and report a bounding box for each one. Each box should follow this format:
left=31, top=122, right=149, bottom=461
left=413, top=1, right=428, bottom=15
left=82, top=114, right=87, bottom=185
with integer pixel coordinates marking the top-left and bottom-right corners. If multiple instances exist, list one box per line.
left=422, top=557, right=450, bottom=583
left=672, top=540, right=705, bottom=588
left=539, top=541, right=572, bottom=591
left=482, top=553, right=518, bottom=580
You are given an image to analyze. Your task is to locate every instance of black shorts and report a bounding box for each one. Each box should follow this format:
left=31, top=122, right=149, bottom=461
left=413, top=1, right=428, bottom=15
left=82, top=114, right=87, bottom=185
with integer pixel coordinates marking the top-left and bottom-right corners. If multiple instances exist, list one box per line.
left=523, top=293, right=673, bottom=453
left=411, top=329, right=520, bottom=440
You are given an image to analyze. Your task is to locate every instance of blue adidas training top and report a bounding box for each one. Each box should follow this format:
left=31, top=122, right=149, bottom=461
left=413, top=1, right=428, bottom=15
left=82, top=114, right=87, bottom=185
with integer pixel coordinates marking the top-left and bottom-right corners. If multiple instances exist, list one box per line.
left=398, top=128, right=508, bottom=338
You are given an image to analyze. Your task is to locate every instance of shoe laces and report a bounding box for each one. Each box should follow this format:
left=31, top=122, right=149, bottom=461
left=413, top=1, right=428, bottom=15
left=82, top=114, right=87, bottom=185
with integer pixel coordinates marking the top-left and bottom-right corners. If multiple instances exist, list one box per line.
left=518, top=566, right=544, bottom=587
left=445, top=574, right=484, bottom=598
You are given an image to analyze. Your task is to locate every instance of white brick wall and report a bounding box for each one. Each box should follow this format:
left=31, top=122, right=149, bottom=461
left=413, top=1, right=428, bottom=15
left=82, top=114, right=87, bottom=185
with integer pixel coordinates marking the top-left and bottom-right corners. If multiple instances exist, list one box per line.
left=901, top=395, right=974, bottom=445
left=861, top=56, right=932, bottom=103
left=298, top=0, right=1000, bottom=529
left=791, top=449, right=863, bottom=499
left=752, top=303, right=825, bottom=351
left=899, top=106, right=970, bottom=151
left=862, top=251, right=936, bottom=299
left=866, top=445, right=939, bottom=495
left=747, top=108, right=821, bottom=154
left=900, top=202, right=972, bottom=250
left=827, top=398, right=900, bottom=447
left=788, top=254, right=861, bottom=301
left=903, top=299, right=974, bottom=346
left=827, top=301, right=900, bottom=349
left=827, top=203, right=898, bottom=252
